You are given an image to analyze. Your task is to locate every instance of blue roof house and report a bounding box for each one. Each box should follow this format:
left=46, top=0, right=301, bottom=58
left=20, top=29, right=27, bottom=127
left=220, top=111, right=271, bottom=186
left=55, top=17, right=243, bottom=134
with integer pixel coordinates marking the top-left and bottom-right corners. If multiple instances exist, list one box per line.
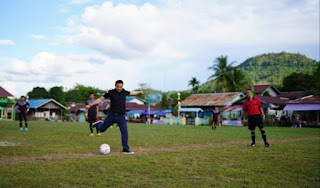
left=27, top=99, right=67, bottom=121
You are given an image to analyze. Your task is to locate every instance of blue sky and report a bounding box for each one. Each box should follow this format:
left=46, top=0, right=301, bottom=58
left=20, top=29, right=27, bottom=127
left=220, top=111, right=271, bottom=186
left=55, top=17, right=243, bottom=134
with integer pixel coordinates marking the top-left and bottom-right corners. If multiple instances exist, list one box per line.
left=0, top=0, right=319, bottom=97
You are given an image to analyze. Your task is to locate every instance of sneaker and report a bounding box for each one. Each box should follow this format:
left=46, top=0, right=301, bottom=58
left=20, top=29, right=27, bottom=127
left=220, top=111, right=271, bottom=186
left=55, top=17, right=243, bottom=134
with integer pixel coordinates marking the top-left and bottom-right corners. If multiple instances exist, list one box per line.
left=92, top=120, right=103, bottom=128
left=123, top=149, right=134, bottom=154
left=25, top=128, right=28, bottom=131
left=249, top=143, right=255, bottom=147
left=89, top=133, right=94, bottom=137
left=110, top=125, right=113, bottom=129
left=19, top=127, right=23, bottom=131
left=97, top=133, right=102, bottom=137
left=265, top=143, right=270, bottom=147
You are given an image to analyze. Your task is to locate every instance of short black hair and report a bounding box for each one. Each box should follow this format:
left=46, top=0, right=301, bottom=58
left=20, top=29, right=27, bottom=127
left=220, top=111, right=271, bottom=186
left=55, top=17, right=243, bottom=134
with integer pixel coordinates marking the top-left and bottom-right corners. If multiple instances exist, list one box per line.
left=89, top=92, right=94, bottom=96
left=21, top=96, right=25, bottom=99
left=115, top=80, right=123, bottom=85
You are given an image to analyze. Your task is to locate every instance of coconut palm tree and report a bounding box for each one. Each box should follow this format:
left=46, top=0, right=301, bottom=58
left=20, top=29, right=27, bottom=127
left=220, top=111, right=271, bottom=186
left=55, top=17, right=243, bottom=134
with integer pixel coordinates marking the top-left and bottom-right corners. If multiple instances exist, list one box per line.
left=208, top=55, right=235, bottom=92
left=188, top=77, right=200, bottom=93
left=227, top=67, right=253, bottom=91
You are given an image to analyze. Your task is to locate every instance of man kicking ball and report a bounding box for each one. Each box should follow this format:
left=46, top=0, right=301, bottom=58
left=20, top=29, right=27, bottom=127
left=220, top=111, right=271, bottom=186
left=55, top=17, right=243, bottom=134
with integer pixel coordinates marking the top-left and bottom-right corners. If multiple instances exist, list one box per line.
left=241, top=88, right=270, bottom=147
left=85, top=80, right=144, bottom=154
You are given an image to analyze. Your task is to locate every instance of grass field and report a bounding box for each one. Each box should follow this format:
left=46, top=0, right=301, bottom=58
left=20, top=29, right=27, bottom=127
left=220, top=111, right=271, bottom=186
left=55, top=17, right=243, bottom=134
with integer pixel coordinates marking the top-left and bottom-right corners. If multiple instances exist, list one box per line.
left=0, top=121, right=319, bottom=187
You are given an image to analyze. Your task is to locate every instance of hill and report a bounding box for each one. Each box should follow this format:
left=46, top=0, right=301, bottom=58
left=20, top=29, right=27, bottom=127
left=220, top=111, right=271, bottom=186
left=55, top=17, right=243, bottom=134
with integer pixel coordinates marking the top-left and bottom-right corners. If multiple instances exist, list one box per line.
left=238, top=52, right=318, bottom=85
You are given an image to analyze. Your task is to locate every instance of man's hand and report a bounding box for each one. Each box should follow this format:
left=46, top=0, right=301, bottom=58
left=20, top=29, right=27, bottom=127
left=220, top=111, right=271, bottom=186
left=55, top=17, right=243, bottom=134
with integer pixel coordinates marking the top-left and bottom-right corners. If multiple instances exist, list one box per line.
left=262, top=115, right=265, bottom=121
left=85, top=104, right=91, bottom=109
left=85, top=115, right=88, bottom=120
left=96, top=115, right=99, bottom=120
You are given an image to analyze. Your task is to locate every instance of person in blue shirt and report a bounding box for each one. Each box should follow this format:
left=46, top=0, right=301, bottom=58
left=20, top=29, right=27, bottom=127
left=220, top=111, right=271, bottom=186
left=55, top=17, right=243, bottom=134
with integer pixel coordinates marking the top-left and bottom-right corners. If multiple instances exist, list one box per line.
left=15, top=96, right=30, bottom=131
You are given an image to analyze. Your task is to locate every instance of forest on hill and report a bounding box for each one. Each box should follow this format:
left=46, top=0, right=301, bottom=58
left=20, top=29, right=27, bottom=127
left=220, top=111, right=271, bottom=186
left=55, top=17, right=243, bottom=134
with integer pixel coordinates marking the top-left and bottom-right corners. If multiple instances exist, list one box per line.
left=238, top=52, right=318, bottom=85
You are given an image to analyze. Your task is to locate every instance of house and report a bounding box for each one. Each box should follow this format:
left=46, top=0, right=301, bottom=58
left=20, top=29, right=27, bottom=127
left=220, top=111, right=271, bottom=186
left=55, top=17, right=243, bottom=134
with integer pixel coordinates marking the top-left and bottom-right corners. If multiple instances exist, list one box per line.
left=68, top=103, right=86, bottom=122
left=178, top=92, right=245, bottom=125
left=28, top=99, right=67, bottom=121
left=248, top=84, right=281, bottom=96
left=126, top=96, right=145, bottom=105
left=283, top=93, right=320, bottom=127
left=181, top=92, right=246, bottom=118
left=0, top=86, right=15, bottom=120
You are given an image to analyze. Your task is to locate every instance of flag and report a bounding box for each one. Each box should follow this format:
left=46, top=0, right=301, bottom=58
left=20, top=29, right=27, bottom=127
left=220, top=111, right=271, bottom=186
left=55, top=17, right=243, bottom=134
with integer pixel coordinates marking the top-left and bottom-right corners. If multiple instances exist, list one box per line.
left=26, top=94, right=29, bottom=103
left=251, top=87, right=255, bottom=98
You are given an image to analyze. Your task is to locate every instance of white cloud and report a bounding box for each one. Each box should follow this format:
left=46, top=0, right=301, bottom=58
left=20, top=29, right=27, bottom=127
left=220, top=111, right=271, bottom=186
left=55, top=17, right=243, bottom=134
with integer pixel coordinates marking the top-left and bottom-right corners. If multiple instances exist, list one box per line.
left=0, top=40, right=15, bottom=45
left=68, top=0, right=93, bottom=5
left=0, top=52, right=143, bottom=97
left=30, top=35, right=48, bottom=40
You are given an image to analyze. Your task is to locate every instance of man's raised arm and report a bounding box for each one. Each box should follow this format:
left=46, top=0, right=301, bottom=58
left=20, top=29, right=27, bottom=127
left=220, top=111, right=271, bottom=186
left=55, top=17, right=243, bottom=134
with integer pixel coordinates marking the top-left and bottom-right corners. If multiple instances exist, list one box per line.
left=130, top=91, right=144, bottom=95
left=85, top=96, right=105, bottom=109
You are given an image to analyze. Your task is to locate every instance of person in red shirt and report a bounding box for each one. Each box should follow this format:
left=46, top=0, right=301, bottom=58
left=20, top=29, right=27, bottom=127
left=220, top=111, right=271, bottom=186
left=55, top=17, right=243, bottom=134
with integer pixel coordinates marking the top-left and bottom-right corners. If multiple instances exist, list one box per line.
left=242, top=88, right=270, bottom=147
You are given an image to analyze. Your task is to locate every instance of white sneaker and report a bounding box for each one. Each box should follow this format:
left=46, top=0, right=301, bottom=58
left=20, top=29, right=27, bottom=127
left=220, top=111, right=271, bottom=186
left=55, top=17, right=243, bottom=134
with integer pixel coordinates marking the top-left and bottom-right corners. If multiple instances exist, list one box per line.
left=123, top=149, right=134, bottom=154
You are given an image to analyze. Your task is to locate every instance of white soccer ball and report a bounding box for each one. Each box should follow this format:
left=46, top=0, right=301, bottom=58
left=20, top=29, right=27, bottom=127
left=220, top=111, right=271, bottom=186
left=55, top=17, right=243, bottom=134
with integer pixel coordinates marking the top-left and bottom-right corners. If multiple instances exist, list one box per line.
left=99, top=144, right=111, bottom=155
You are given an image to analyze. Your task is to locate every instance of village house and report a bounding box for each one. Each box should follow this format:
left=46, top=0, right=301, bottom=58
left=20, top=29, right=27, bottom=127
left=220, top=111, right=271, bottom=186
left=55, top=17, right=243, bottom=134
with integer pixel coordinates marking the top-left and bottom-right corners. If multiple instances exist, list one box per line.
left=0, top=86, right=15, bottom=120
left=28, top=99, right=67, bottom=121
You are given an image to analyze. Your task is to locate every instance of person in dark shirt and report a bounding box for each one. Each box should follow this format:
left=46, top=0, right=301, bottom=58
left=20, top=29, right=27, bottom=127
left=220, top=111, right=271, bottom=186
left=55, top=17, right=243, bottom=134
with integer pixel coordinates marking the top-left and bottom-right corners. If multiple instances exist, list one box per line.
left=85, top=80, right=144, bottom=154
left=242, top=88, right=270, bottom=147
left=211, top=106, right=220, bottom=131
left=85, top=93, right=101, bottom=137
left=15, top=96, right=30, bottom=131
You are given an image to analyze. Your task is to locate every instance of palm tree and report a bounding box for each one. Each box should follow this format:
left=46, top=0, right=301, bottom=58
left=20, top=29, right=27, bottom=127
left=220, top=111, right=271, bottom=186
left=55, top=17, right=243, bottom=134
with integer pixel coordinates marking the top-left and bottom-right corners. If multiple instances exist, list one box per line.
left=227, top=68, right=253, bottom=91
left=208, top=55, right=235, bottom=92
left=188, top=77, right=200, bottom=93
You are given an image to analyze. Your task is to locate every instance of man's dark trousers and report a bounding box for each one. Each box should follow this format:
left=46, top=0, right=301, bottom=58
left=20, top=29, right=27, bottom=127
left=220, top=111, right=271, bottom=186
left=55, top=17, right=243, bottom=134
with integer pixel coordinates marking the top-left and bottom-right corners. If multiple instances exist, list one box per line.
left=97, top=112, right=129, bottom=150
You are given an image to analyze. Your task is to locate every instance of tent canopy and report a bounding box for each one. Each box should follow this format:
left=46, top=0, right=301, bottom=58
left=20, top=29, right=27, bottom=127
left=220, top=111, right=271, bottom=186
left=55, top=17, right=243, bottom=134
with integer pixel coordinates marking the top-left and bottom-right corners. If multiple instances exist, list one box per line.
left=141, top=110, right=165, bottom=116
left=178, top=108, right=203, bottom=112
left=126, top=110, right=145, bottom=114
left=283, top=104, right=320, bottom=111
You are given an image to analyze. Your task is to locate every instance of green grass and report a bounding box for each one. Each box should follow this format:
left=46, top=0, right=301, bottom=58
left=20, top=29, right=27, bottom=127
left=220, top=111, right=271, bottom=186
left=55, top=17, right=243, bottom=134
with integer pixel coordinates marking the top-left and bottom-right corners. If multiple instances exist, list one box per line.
left=0, top=121, right=319, bottom=187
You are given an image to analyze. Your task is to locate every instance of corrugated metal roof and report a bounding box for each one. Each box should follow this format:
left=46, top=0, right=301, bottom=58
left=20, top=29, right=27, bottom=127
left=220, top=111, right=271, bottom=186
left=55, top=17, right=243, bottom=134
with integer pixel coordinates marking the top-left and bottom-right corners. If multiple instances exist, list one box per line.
left=0, top=86, right=14, bottom=97
left=28, top=99, right=51, bottom=108
left=28, top=99, right=67, bottom=109
left=288, top=93, right=320, bottom=104
left=181, top=92, right=242, bottom=107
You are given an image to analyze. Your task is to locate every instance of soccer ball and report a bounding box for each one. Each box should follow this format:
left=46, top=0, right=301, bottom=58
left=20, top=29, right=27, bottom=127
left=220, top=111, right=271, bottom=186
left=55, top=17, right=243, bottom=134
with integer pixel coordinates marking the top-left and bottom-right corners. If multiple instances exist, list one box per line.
left=99, top=144, right=111, bottom=155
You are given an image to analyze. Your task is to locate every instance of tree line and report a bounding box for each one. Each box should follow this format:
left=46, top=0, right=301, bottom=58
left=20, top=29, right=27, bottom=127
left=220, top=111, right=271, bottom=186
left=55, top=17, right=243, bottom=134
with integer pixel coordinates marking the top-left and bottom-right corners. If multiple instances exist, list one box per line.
left=27, top=84, right=106, bottom=105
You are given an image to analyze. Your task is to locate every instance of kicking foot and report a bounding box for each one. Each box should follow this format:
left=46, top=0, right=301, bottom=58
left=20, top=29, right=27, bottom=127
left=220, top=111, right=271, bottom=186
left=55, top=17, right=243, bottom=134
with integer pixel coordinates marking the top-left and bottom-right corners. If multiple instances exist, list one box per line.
left=97, top=133, right=103, bottom=137
left=123, top=149, right=134, bottom=154
left=89, top=133, right=94, bottom=137
left=19, top=127, right=23, bottom=131
left=265, top=143, right=270, bottom=147
left=25, top=128, right=28, bottom=131
left=92, top=120, right=103, bottom=128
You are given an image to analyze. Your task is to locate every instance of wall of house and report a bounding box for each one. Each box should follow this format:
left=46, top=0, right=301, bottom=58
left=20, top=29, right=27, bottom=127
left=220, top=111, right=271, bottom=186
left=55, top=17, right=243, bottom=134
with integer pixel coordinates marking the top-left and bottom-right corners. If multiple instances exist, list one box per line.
left=128, top=99, right=144, bottom=105
left=29, top=109, right=61, bottom=120
left=263, top=88, right=278, bottom=97
left=41, top=102, right=61, bottom=109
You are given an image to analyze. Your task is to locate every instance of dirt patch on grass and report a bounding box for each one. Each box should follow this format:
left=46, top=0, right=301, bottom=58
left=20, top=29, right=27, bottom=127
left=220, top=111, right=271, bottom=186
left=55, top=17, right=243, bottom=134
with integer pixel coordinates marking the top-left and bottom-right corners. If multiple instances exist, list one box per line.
left=0, top=141, right=19, bottom=146
left=1, top=137, right=318, bottom=166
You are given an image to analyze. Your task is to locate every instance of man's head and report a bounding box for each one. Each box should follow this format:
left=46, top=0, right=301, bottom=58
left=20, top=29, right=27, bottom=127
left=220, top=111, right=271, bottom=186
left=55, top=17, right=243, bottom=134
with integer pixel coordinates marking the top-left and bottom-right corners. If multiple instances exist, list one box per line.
left=20, top=96, right=25, bottom=101
left=246, top=88, right=253, bottom=99
left=89, top=92, right=94, bottom=100
left=115, top=80, right=124, bottom=92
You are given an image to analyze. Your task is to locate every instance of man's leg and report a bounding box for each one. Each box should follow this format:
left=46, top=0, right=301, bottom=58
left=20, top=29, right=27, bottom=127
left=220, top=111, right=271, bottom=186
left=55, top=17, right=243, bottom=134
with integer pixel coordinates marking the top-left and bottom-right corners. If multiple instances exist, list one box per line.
left=88, top=116, right=94, bottom=134
left=260, top=127, right=269, bottom=147
left=250, top=130, right=255, bottom=146
left=19, top=114, right=23, bottom=131
left=24, top=114, right=28, bottom=131
left=98, top=113, right=115, bottom=132
left=117, top=115, right=130, bottom=151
